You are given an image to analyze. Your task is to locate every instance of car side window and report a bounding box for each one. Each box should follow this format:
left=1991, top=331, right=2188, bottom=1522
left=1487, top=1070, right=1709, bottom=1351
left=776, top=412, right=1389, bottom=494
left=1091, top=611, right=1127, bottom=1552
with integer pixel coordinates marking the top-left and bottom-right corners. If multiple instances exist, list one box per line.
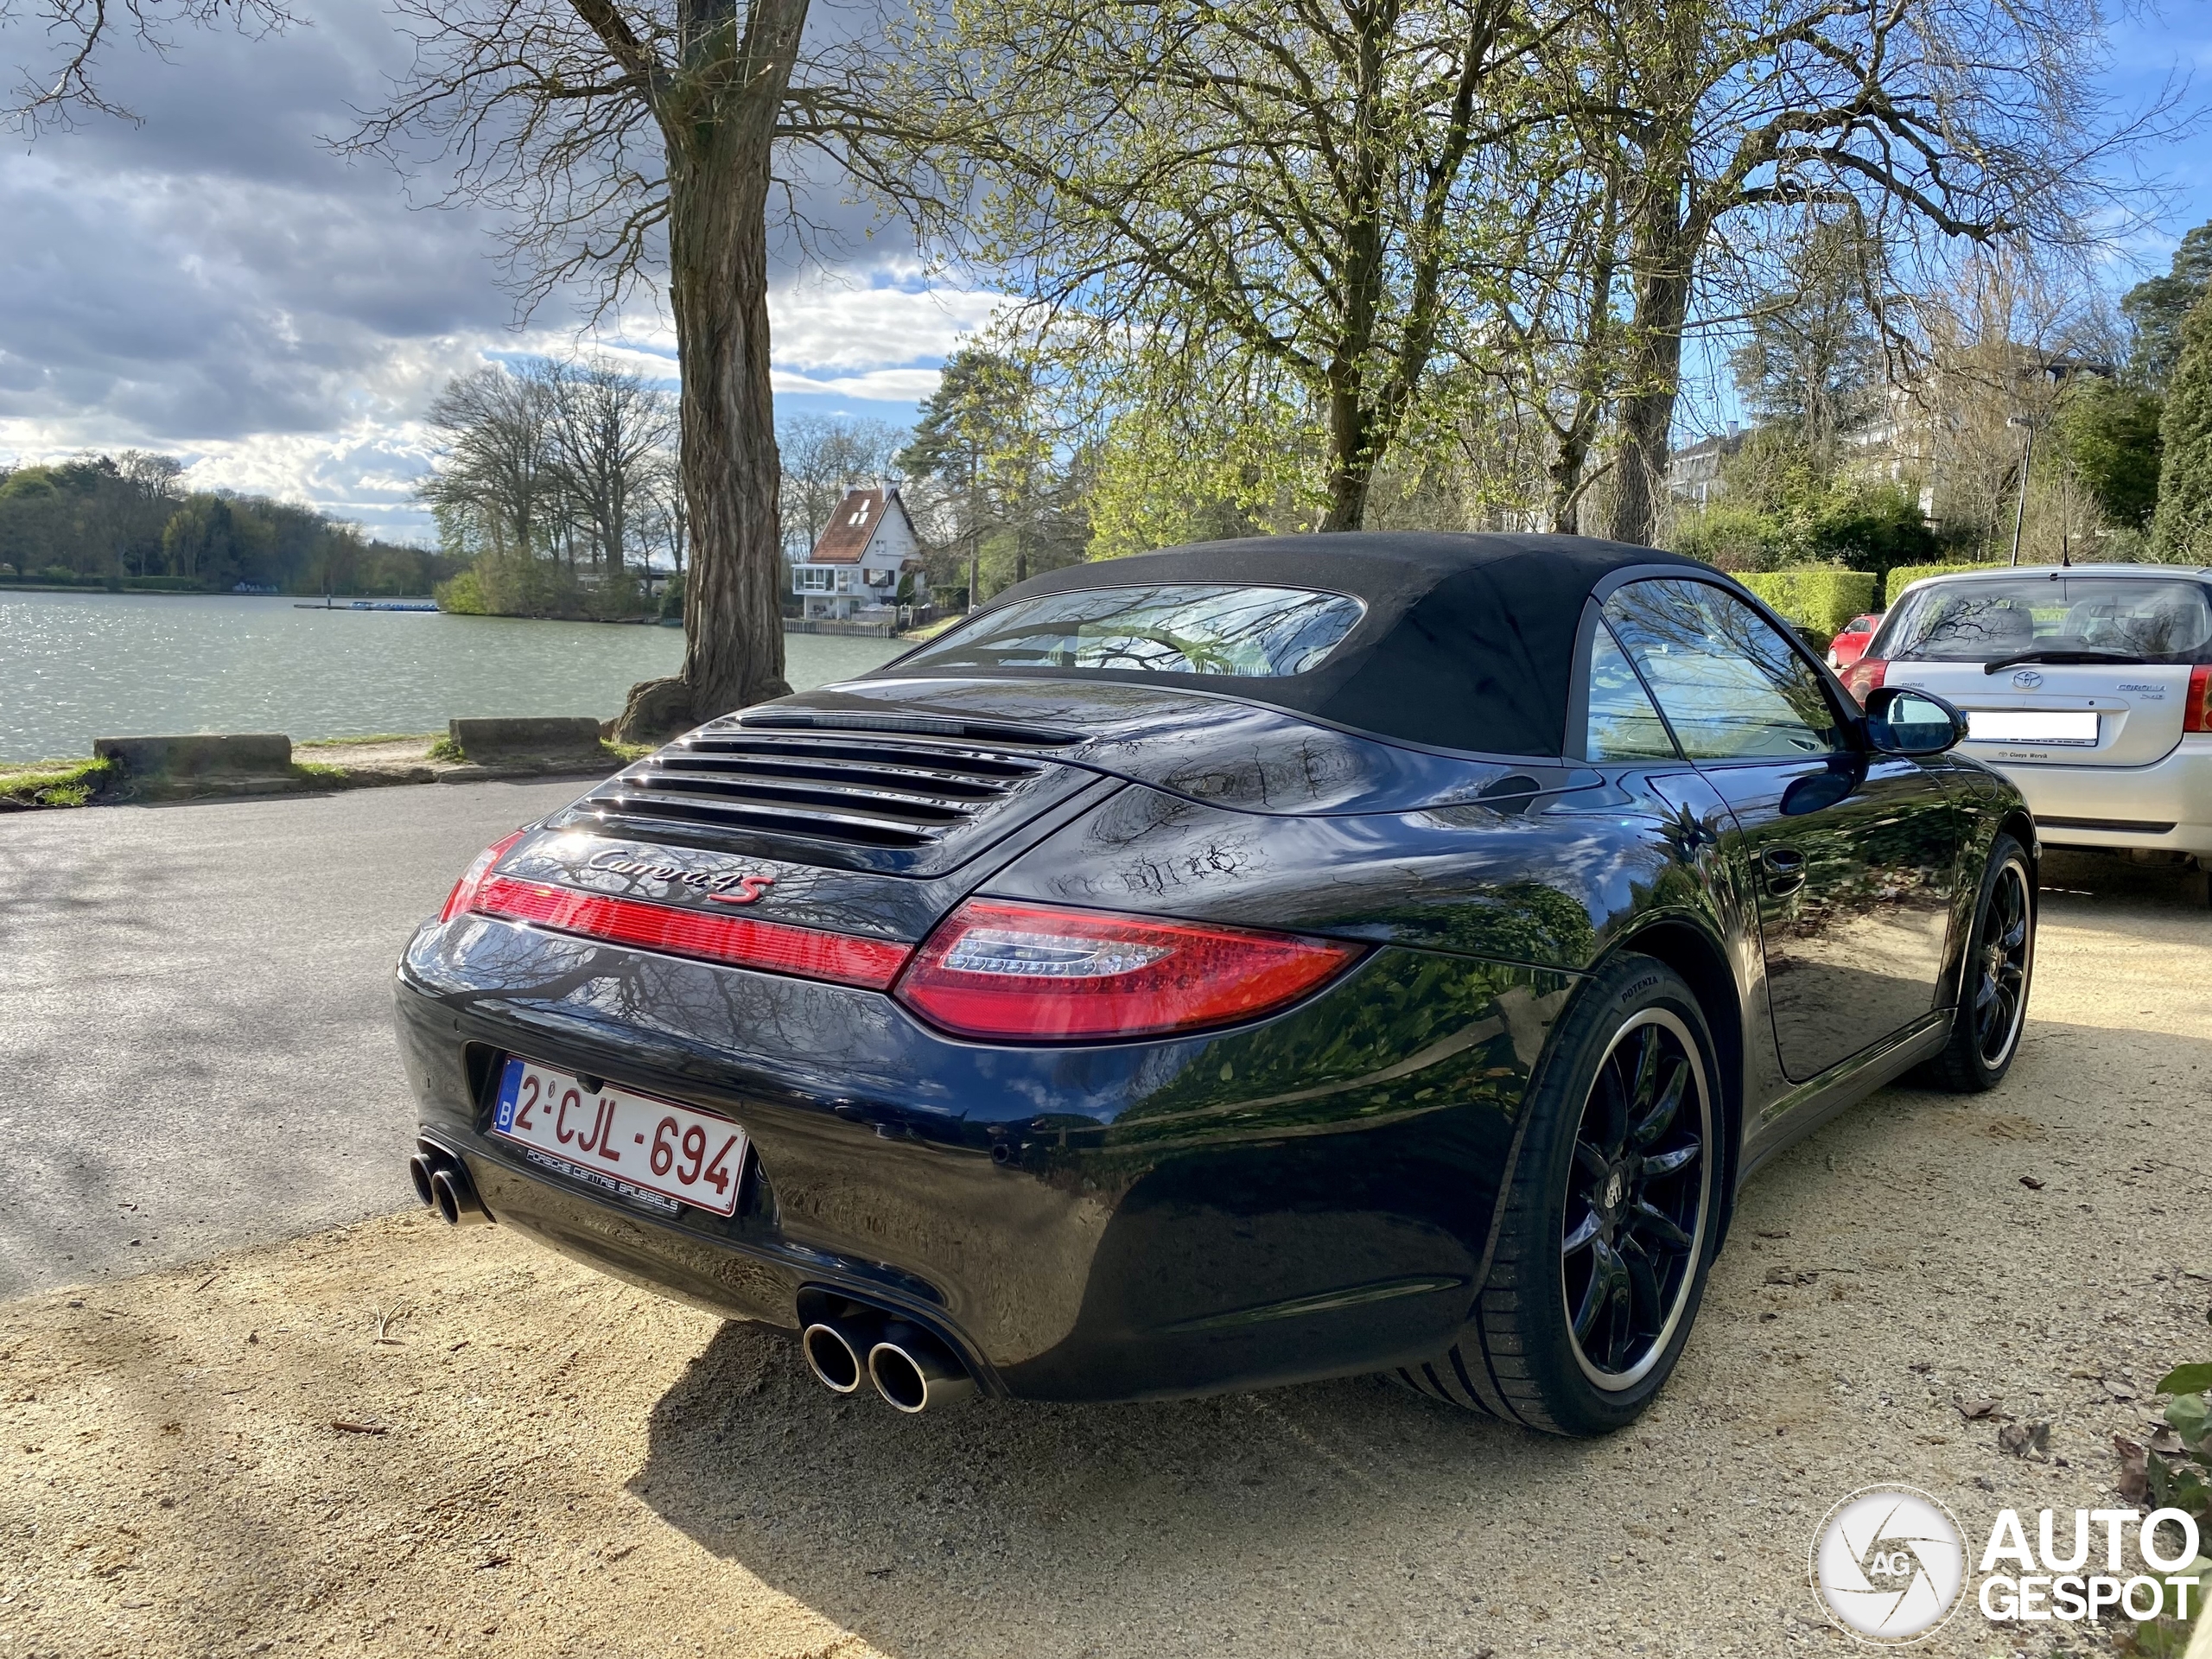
left=1584, top=621, right=1680, bottom=760
left=1602, top=579, right=1845, bottom=761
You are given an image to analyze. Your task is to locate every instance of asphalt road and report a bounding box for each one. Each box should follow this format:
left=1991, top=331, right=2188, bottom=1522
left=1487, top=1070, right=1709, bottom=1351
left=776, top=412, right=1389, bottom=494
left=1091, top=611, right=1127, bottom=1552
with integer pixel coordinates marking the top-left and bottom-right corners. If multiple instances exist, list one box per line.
left=0, top=780, right=589, bottom=1296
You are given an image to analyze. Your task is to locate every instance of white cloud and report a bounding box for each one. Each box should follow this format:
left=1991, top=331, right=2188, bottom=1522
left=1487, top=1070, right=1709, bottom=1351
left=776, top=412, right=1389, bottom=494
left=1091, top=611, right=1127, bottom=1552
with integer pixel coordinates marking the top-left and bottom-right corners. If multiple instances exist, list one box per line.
left=0, top=0, right=1007, bottom=542
left=768, top=277, right=1007, bottom=371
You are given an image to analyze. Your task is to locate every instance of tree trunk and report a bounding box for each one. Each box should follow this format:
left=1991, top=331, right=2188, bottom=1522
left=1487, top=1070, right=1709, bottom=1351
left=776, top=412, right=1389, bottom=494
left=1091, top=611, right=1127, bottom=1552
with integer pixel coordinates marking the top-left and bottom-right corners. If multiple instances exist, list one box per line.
left=1320, top=384, right=1377, bottom=531
left=1546, top=426, right=1592, bottom=533
left=618, top=0, right=806, bottom=742
left=1608, top=212, right=1697, bottom=548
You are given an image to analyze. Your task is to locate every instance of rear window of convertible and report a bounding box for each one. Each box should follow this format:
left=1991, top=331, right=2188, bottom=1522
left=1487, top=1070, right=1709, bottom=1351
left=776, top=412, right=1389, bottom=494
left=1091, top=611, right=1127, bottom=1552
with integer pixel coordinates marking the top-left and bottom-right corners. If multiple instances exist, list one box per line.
left=897, top=584, right=1367, bottom=678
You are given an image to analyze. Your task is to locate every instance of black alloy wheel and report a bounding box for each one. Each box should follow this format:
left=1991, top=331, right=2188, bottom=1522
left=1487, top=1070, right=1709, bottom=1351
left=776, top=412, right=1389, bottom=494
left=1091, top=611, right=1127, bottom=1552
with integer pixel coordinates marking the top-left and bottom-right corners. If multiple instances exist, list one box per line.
left=1971, top=861, right=2031, bottom=1069
left=1560, top=1010, right=1711, bottom=1390
left=1398, top=953, right=1721, bottom=1436
left=1924, top=832, right=2035, bottom=1094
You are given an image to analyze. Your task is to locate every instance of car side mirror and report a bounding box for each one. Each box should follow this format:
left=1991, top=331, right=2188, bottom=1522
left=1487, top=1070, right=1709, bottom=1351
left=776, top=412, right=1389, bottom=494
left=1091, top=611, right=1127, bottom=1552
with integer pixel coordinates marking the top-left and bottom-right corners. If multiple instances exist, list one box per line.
left=1863, top=686, right=1967, bottom=756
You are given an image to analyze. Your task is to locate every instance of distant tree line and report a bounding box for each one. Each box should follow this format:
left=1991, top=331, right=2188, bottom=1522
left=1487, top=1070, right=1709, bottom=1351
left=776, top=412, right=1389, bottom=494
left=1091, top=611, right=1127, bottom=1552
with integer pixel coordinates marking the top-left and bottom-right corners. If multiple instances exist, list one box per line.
left=0, top=452, right=457, bottom=594
left=418, top=357, right=683, bottom=620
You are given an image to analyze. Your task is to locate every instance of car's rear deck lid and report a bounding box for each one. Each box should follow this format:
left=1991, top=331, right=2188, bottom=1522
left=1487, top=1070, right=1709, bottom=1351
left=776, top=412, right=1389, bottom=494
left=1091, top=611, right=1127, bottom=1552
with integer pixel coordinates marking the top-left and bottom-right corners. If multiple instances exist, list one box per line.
left=554, top=720, right=1098, bottom=876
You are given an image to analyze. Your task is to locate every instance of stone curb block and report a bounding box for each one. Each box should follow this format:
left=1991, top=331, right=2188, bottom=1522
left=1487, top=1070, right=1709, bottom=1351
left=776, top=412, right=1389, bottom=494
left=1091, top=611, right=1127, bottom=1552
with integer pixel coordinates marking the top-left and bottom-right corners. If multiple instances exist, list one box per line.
left=95, top=734, right=291, bottom=779
left=448, top=716, right=604, bottom=763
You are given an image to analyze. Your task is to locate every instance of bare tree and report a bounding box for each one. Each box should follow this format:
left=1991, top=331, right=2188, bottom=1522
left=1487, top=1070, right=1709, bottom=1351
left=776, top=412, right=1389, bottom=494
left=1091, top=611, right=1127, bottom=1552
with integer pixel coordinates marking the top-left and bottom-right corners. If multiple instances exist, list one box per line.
left=337, top=0, right=900, bottom=733
left=4, top=0, right=292, bottom=128
left=1571, top=0, right=2146, bottom=545
left=416, top=365, right=563, bottom=559
left=545, top=358, right=678, bottom=578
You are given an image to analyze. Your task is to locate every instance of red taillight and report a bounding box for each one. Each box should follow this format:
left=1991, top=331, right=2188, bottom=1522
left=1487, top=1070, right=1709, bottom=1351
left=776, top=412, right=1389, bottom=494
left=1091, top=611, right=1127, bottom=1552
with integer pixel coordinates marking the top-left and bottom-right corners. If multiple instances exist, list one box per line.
left=1844, top=658, right=1888, bottom=704
left=467, top=874, right=911, bottom=989
left=440, top=830, right=526, bottom=922
left=893, top=899, right=1365, bottom=1042
left=2187, top=664, right=2212, bottom=734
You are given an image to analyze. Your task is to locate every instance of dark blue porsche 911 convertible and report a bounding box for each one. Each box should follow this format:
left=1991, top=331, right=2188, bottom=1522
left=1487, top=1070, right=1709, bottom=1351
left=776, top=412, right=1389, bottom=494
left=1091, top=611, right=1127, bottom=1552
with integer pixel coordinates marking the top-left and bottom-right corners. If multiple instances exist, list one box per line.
left=393, top=533, right=2034, bottom=1435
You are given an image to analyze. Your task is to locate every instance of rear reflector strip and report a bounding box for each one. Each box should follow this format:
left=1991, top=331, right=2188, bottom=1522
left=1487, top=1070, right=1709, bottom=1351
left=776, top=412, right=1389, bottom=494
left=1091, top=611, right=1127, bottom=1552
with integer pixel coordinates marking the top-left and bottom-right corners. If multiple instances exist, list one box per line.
left=467, top=874, right=912, bottom=990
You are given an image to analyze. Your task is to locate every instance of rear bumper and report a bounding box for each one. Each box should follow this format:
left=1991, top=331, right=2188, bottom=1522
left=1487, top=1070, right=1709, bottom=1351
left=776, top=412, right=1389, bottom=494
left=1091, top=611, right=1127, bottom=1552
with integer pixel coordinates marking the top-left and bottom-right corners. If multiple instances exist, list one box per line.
left=393, top=913, right=1568, bottom=1403
left=1978, top=737, right=2212, bottom=857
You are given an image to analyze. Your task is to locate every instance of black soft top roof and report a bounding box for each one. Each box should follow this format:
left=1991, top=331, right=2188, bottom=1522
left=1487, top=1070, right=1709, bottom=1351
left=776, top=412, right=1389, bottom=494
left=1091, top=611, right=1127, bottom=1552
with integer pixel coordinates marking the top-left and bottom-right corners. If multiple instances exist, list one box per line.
left=880, top=532, right=1706, bottom=758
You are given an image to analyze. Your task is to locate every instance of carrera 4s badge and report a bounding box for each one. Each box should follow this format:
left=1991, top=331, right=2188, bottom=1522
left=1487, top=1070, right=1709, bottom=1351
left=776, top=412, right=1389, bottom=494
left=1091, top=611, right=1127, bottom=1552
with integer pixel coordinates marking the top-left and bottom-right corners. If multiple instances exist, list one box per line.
left=587, top=851, right=778, bottom=906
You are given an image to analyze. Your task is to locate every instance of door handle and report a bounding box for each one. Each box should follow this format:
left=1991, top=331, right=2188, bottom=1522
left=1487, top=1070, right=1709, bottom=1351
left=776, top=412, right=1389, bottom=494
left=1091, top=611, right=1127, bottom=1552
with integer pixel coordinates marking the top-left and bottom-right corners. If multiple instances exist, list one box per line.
left=1762, top=846, right=1807, bottom=897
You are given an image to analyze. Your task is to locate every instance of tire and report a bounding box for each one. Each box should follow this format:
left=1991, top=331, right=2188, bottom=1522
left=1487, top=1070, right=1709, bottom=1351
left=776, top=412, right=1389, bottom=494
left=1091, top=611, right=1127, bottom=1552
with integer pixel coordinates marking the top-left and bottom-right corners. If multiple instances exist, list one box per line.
left=1922, top=832, right=2035, bottom=1094
left=1399, top=953, right=1721, bottom=1437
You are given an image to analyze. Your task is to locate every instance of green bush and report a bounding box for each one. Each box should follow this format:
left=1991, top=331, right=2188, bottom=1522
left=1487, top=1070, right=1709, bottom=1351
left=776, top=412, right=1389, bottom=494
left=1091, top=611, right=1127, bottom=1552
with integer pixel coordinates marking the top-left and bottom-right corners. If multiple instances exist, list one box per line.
left=434, top=569, right=490, bottom=614
left=1672, top=505, right=1779, bottom=569
left=1737, top=569, right=1877, bottom=635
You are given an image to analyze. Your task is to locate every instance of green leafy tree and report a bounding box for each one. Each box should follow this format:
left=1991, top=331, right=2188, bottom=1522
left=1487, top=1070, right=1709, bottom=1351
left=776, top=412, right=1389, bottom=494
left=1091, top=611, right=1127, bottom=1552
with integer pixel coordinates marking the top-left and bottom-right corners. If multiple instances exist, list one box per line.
left=2056, top=376, right=2163, bottom=531
left=2151, top=298, right=2212, bottom=563
left=886, top=0, right=1542, bottom=532
left=2122, top=224, right=2212, bottom=392
left=897, top=349, right=1067, bottom=603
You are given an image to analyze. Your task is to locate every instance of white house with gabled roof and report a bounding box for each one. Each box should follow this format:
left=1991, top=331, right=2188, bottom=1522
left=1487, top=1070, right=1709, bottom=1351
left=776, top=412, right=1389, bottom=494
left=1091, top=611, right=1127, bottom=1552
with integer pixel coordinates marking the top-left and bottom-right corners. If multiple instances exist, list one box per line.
left=791, top=486, right=928, bottom=620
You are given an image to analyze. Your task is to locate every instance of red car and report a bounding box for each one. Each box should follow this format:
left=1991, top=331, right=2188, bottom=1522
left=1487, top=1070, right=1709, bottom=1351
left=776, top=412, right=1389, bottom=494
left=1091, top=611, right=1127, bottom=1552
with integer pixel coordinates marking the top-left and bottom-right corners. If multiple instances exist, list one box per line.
left=1827, top=613, right=1882, bottom=671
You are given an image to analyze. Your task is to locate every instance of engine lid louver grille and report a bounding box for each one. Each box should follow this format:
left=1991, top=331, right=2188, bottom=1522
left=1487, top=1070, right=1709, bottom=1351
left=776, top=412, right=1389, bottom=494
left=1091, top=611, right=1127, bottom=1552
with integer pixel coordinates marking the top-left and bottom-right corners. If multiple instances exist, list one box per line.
left=557, top=720, right=1091, bottom=874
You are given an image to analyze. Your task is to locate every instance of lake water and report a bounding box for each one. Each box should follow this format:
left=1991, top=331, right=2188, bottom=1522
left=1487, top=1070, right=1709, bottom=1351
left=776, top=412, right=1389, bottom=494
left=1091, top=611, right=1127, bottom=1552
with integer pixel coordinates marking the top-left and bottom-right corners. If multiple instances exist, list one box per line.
left=0, top=592, right=906, bottom=762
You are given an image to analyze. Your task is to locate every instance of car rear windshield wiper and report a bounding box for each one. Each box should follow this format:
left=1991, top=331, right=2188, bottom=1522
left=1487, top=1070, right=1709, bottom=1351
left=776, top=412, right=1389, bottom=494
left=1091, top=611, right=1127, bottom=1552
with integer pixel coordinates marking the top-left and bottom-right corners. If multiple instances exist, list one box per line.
left=1980, top=647, right=2151, bottom=674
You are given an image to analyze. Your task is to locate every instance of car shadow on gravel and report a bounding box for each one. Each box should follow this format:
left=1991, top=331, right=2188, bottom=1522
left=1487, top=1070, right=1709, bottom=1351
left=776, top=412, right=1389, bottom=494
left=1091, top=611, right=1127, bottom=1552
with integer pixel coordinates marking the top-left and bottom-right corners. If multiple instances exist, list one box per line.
left=620, top=847, right=2211, bottom=1659
left=628, top=1323, right=1611, bottom=1658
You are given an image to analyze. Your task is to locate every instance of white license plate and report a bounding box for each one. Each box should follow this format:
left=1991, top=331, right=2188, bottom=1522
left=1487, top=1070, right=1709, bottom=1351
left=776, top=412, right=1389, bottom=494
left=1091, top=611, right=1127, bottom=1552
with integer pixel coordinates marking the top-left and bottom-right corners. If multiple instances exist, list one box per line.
left=1966, top=710, right=2101, bottom=746
left=490, top=1057, right=747, bottom=1216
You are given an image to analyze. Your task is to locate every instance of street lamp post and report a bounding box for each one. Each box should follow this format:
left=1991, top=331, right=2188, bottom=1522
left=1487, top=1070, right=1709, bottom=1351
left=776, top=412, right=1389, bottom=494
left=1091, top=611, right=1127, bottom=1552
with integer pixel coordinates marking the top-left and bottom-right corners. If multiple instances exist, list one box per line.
left=2006, top=414, right=2034, bottom=568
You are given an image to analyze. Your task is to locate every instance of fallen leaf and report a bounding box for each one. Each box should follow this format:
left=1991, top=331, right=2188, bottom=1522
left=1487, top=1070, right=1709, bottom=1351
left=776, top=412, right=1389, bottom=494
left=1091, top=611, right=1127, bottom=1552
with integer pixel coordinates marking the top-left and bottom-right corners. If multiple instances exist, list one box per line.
left=2114, top=1433, right=2150, bottom=1503
left=1764, top=1267, right=1817, bottom=1287
left=1999, top=1420, right=2051, bottom=1457
left=1955, top=1395, right=2000, bottom=1421
left=2103, top=1379, right=2138, bottom=1402
left=330, top=1421, right=387, bottom=1436
left=2019, top=1176, right=2045, bottom=1191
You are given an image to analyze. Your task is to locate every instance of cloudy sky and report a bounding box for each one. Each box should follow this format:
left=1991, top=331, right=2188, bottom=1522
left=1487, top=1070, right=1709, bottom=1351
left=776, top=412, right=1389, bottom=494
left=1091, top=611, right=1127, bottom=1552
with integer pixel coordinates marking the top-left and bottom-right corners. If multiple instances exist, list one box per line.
left=1, top=0, right=2208, bottom=544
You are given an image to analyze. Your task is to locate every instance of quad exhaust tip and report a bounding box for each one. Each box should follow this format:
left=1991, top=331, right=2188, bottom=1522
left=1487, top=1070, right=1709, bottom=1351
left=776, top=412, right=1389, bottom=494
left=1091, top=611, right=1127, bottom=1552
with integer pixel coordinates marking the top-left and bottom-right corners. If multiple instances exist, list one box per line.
left=801, top=1322, right=868, bottom=1395
left=802, top=1305, right=976, bottom=1412
left=409, top=1141, right=493, bottom=1227
left=868, top=1322, right=977, bottom=1414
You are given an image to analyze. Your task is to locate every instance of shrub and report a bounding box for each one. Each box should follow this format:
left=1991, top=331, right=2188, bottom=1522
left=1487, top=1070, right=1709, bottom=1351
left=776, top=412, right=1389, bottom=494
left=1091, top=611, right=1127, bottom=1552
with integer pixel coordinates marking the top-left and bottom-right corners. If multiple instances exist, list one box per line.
left=1737, top=569, right=1878, bottom=635
left=1804, top=484, right=1942, bottom=573
left=434, top=569, right=490, bottom=614
left=1672, top=505, right=1781, bottom=571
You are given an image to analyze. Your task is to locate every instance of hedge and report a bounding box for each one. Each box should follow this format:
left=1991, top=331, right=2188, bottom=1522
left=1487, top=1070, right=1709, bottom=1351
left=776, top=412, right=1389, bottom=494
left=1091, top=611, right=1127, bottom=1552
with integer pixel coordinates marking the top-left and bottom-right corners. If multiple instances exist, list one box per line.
left=1736, top=569, right=1878, bottom=636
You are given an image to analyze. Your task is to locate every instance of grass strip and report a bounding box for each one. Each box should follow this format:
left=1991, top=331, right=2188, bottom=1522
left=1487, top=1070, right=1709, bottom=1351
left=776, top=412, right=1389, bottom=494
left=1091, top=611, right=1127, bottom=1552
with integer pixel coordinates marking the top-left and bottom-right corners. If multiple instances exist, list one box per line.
left=0, top=756, right=113, bottom=809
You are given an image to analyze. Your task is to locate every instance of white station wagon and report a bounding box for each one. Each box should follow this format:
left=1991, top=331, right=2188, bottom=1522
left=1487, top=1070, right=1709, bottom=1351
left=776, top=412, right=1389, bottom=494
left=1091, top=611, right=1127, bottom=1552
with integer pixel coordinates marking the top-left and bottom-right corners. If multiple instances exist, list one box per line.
left=1843, top=564, right=2212, bottom=901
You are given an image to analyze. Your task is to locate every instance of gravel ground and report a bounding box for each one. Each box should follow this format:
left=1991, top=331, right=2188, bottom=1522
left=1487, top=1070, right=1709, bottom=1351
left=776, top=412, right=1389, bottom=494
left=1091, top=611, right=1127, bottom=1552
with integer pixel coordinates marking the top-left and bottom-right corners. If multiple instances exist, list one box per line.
left=3, top=851, right=2208, bottom=1659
